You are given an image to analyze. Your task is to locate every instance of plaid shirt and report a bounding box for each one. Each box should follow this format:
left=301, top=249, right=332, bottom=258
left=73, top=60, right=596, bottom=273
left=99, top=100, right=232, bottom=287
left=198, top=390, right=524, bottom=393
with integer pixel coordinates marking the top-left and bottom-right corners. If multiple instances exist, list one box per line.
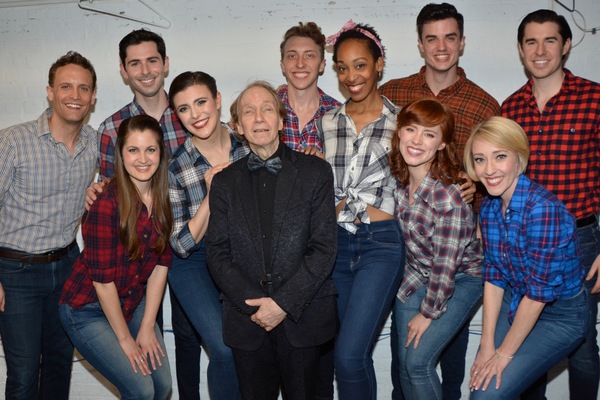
left=395, top=174, right=483, bottom=319
left=0, top=109, right=97, bottom=253
left=379, top=66, right=500, bottom=160
left=480, top=174, right=583, bottom=323
left=60, top=183, right=172, bottom=323
left=318, top=96, right=398, bottom=233
left=278, top=85, right=341, bottom=152
left=501, top=69, right=600, bottom=219
left=98, top=93, right=187, bottom=179
left=168, top=125, right=248, bottom=257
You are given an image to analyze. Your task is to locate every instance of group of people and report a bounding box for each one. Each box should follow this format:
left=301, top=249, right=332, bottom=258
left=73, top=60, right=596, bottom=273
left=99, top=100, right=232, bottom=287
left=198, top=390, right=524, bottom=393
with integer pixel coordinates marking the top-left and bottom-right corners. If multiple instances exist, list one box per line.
left=0, top=3, right=598, bottom=400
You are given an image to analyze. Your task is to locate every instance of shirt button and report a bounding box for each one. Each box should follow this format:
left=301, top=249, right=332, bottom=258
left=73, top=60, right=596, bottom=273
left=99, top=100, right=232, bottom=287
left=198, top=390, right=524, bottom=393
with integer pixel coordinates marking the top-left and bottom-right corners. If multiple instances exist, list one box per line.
left=262, top=234, right=267, bottom=239
left=143, top=234, right=148, bottom=239
left=135, top=275, right=139, bottom=279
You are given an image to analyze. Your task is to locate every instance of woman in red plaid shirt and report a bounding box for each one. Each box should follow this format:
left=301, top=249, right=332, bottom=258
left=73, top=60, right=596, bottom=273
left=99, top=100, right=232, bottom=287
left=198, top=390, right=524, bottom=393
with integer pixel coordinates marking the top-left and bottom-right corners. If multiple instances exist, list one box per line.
left=59, top=115, right=173, bottom=400
left=389, top=99, right=483, bottom=399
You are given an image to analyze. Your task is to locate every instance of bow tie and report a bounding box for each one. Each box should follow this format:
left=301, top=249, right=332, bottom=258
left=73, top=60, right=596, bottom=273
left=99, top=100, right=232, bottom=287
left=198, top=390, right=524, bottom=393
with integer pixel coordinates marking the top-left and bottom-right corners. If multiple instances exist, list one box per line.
left=247, top=152, right=282, bottom=175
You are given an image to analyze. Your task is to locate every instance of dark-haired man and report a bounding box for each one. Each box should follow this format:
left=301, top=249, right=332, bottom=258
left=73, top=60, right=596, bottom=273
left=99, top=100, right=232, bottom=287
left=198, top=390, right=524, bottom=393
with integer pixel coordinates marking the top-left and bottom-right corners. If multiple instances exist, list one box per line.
left=379, top=3, right=499, bottom=399
left=93, top=29, right=203, bottom=399
left=502, top=9, right=600, bottom=400
left=0, top=51, right=98, bottom=399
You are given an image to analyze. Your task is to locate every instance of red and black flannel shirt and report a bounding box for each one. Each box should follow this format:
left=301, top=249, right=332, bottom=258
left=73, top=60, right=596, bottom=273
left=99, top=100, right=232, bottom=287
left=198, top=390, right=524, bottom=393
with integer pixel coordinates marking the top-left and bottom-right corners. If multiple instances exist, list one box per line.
left=60, top=183, right=172, bottom=322
left=502, top=69, right=600, bottom=219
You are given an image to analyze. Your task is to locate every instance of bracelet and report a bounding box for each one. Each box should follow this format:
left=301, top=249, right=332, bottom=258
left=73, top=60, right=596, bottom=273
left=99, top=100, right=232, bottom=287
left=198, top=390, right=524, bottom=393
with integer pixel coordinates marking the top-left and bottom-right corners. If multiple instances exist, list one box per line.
left=495, top=349, right=514, bottom=360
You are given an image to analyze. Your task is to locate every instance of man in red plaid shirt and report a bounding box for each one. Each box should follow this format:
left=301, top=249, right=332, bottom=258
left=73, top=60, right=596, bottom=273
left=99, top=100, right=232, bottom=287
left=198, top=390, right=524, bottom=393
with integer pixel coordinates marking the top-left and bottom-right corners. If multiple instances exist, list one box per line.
left=278, top=22, right=340, bottom=159
left=502, top=9, right=600, bottom=400
left=379, top=4, right=499, bottom=399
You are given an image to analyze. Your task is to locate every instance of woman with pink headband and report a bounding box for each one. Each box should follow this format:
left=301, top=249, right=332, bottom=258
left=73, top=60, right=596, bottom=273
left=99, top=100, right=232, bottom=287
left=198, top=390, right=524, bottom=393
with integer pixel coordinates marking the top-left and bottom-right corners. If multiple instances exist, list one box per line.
left=317, top=21, right=405, bottom=400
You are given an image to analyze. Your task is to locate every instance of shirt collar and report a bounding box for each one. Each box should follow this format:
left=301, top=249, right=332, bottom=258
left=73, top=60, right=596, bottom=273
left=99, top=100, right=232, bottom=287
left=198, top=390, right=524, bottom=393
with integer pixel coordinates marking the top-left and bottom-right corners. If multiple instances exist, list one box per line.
left=417, top=65, right=467, bottom=96
left=523, top=68, right=576, bottom=105
left=130, top=90, right=170, bottom=116
left=279, top=84, right=330, bottom=114
left=413, top=173, right=436, bottom=204
left=333, top=95, right=399, bottom=121
left=500, top=174, right=530, bottom=217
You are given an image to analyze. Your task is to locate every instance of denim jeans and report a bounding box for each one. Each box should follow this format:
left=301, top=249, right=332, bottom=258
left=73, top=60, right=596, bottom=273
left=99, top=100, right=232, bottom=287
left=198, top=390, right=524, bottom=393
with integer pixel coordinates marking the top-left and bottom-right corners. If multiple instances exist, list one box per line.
left=523, top=222, right=600, bottom=400
left=391, top=307, right=471, bottom=400
left=168, top=242, right=241, bottom=400
left=0, top=244, right=79, bottom=400
left=395, top=273, right=483, bottom=400
left=470, top=288, right=590, bottom=400
left=333, top=220, right=405, bottom=400
left=169, top=286, right=202, bottom=400
left=60, top=297, right=172, bottom=400
left=568, top=222, right=600, bottom=399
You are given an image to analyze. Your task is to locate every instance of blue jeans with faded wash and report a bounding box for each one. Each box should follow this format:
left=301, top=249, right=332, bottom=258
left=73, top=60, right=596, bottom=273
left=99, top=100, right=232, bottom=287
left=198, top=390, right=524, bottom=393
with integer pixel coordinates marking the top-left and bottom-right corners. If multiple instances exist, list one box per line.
left=394, top=273, right=483, bottom=400
left=60, top=297, right=172, bottom=400
left=470, top=288, right=589, bottom=400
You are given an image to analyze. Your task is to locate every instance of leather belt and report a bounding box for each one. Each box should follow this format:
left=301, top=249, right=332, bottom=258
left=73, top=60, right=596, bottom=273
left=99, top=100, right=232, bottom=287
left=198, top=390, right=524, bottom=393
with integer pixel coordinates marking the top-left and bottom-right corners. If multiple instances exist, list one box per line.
left=576, top=214, right=597, bottom=228
left=0, top=241, right=77, bottom=263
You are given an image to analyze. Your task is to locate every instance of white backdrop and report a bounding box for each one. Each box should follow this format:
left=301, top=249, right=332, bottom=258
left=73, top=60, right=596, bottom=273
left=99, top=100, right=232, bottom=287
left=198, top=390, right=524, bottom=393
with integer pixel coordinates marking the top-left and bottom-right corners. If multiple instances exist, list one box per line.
left=0, top=0, right=599, bottom=398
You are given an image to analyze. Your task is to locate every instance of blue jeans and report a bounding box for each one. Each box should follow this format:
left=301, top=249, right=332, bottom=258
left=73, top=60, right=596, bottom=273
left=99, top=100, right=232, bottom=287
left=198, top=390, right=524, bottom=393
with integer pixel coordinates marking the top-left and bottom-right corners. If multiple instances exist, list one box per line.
left=333, top=220, right=405, bottom=400
left=470, top=288, right=590, bottom=400
left=568, top=222, right=600, bottom=399
left=168, top=243, right=241, bottom=400
left=395, top=273, right=483, bottom=400
left=0, top=245, right=79, bottom=400
left=169, top=286, right=202, bottom=400
left=60, top=298, right=172, bottom=399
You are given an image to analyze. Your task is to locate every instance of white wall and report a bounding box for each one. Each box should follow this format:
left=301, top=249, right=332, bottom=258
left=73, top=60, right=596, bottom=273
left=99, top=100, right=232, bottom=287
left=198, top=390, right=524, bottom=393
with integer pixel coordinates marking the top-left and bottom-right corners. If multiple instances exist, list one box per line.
left=1, top=0, right=599, bottom=131
left=1, top=0, right=599, bottom=398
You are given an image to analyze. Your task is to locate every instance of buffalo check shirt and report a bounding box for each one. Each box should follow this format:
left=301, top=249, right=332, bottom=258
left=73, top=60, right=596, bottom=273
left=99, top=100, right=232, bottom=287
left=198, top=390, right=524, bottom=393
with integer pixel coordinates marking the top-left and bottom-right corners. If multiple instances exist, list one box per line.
left=501, top=69, right=600, bottom=219
left=278, top=85, right=341, bottom=152
left=480, top=174, right=583, bottom=323
left=318, top=96, right=398, bottom=234
left=395, top=173, right=483, bottom=319
left=60, top=182, right=172, bottom=323
left=98, top=93, right=187, bottom=179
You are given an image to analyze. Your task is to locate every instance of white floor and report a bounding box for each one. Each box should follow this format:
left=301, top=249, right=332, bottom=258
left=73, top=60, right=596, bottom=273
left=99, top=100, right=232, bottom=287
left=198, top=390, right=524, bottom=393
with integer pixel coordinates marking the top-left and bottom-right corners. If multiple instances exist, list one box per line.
left=1, top=301, right=597, bottom=399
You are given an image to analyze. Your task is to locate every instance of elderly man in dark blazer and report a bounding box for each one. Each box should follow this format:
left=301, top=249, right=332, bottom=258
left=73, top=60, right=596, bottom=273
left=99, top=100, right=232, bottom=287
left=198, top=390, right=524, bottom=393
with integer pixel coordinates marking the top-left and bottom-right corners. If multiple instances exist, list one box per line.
left=205, top=81, right=338, bottom=400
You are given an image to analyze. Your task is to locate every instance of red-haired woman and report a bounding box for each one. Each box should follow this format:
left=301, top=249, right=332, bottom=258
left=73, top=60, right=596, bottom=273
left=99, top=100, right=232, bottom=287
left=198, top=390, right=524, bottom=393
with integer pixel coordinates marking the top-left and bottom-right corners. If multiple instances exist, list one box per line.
left=389, top=99, right=483, bottom=400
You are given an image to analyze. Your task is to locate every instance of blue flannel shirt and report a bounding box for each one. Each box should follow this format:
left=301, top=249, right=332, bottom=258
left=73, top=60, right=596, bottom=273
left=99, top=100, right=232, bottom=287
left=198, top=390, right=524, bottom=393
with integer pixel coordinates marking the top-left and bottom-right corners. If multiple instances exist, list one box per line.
left=480, top=174, right=584, bottom=323
left=168, top=124, right=248, bottom=257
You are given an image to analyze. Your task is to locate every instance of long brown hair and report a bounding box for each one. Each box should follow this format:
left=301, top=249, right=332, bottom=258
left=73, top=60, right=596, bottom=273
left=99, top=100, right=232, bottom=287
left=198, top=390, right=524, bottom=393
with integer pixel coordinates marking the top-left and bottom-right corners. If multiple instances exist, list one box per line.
left=114, top=115, right=172, bottom=260
left=389, top=98, right=461, bottom=187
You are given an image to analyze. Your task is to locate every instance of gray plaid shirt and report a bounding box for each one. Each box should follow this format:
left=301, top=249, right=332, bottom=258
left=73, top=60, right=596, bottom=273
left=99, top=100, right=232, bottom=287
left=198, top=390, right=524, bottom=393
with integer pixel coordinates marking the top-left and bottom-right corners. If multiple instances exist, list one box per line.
left=318, top=96, right=399, bottom=233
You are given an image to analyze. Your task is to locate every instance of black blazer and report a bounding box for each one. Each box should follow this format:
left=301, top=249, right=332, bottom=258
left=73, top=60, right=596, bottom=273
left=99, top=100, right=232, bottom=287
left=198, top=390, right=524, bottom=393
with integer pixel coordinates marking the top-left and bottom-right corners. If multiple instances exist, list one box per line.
left=206, top=144, right=338, bottom=351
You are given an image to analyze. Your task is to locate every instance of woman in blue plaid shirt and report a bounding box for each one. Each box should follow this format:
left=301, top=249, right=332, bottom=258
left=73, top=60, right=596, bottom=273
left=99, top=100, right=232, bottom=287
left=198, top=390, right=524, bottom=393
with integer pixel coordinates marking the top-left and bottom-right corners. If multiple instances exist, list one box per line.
left=167, top=71, right=248, bottom=400
left=465, top=117, right=589, bottom=399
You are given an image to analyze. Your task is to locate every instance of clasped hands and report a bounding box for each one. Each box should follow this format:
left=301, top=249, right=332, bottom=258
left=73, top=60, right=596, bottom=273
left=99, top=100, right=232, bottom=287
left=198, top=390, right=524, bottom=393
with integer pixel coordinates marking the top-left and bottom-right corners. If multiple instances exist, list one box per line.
left=246, top=297, right=287, bottom=331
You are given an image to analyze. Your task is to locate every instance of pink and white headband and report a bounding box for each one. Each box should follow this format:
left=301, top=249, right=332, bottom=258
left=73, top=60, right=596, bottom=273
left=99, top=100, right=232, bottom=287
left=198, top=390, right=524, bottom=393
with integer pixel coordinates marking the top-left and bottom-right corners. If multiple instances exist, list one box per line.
left=325, top=19, right=384, bottom=57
